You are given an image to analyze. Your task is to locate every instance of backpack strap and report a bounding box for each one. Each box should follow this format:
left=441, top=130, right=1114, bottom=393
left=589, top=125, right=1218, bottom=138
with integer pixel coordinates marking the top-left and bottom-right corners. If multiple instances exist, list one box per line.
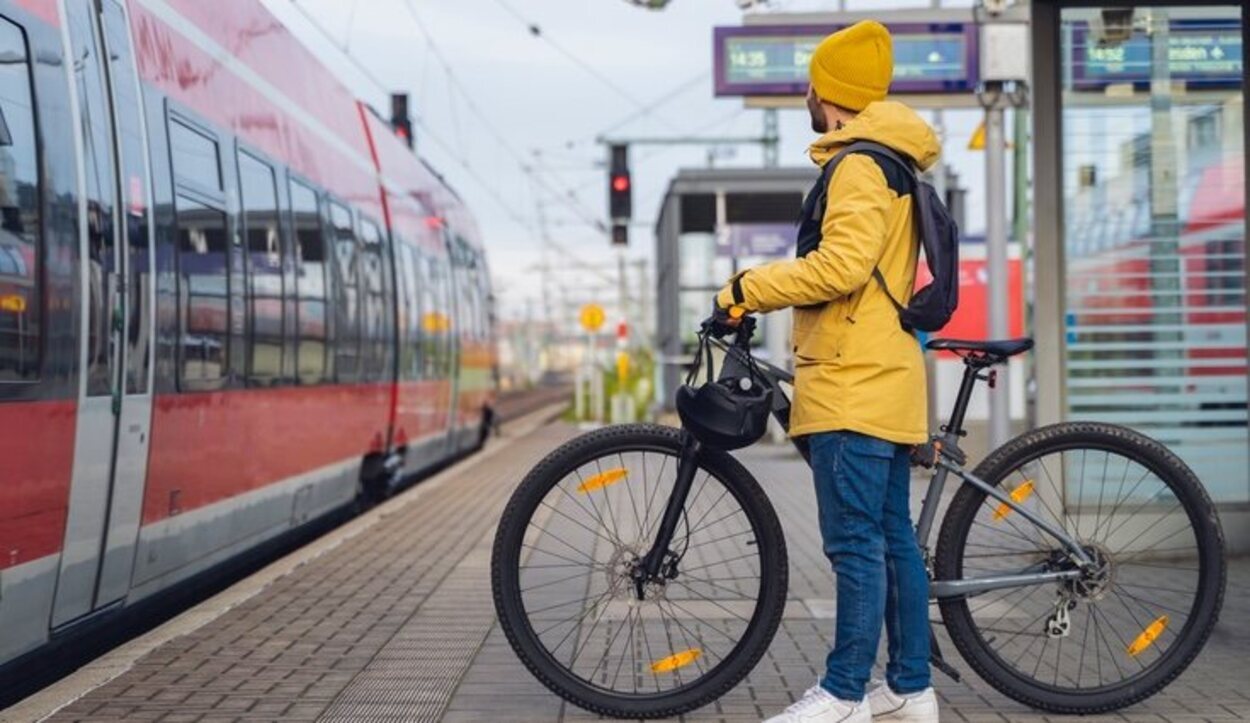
left=813, top=141, right=920, bottom=312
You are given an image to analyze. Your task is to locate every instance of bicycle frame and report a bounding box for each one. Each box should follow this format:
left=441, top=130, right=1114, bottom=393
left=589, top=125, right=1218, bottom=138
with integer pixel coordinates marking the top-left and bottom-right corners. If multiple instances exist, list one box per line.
left=704, top=335, right=1095, bottom=600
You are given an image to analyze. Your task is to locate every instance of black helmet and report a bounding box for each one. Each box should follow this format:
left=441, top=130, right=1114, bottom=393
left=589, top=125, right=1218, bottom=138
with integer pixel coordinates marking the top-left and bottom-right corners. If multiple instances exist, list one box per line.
left=675, top=375, right=773, bottom=451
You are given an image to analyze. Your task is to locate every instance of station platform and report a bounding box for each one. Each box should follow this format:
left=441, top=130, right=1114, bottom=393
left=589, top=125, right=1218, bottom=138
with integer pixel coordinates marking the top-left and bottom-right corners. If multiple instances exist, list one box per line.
left=8, top=411, right=1249, bottom=723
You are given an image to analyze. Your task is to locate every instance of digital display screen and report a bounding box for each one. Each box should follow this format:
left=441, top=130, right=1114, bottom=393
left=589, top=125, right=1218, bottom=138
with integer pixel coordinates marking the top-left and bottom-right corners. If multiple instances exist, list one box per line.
left=1072, top=20, right=1242, bottom=90
left=714, top=24, right=979, bottom=97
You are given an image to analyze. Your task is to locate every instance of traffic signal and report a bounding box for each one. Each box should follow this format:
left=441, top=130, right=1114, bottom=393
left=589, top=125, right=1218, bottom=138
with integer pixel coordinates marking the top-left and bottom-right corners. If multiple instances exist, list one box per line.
left=611, top=222, right=628, bottom=246
left=391, top=93, right=414, bottom=149
left=608, top=143, right=631, bottom=224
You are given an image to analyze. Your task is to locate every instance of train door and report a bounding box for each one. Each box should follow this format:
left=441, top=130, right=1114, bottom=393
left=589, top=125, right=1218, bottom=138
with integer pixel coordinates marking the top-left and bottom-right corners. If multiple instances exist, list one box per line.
left=51, top=0, right=155, bottom=626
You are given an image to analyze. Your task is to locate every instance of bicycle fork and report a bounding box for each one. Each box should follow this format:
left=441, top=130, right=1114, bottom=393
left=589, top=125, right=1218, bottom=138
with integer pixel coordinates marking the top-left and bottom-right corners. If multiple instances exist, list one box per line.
left=634, top=431, right=702, bottom=598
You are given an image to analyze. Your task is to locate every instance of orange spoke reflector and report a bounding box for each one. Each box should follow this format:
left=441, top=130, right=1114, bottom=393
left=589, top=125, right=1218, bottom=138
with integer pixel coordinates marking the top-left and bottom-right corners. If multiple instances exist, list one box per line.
left=1127, top=615, right=1169, bottom=657
left=650, top=648, right=701, bottom=673
left=993, top=480, right=1034, bottom=521
left=577, top=468, right=627, bottom=493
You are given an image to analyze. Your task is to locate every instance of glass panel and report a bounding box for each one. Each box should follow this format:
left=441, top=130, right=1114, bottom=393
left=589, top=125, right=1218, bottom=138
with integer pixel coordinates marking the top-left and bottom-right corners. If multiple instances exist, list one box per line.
left=170, top=120, right=221, bottom=191
left=1060, top=6, right=1248, bottom=504
left=239, top=152, right=282, bottom=384
left=329, top=202, right=359, bottom=381
left=358, top=218, right=387, bottom=380
left=425, top=255, right=451, bottom=380
left=68, top=1, right=118, bottom=397
left=417, top=251, right=438, bottom=381
left=290, top=180, right=327, bottom=384
left=103, top=1, right=152, bottom=394
left=0, top=18, right=40, bottom=383
left=176, top=196, right=229, bottom=387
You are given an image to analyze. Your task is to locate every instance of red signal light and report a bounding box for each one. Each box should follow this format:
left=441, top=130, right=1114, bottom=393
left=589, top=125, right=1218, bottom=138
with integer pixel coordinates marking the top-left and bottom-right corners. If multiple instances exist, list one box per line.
left=612, top=174, right=630, bottom=193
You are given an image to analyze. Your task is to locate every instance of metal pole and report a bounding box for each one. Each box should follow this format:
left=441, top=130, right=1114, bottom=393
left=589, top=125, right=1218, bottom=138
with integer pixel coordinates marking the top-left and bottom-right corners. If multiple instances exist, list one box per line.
left=928, top=106, right=946, bottom=436
left=762, top=108, right=779, bottom=168
left=985, top=85, right=1011, bottom=449
left=617, top=248, right=628, bottom=340
left=925, top=0, right=944, bottom=437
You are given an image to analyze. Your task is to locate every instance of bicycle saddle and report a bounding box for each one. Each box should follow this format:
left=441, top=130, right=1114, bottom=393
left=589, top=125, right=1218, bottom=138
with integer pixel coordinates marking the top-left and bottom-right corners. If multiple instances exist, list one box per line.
left=926, top=337, right=1034, bottom=358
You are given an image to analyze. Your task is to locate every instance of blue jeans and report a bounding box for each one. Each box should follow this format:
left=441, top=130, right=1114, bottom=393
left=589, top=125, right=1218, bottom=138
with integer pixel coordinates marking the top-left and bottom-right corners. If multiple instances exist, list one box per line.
left=809, top=431, right=931, bottom=701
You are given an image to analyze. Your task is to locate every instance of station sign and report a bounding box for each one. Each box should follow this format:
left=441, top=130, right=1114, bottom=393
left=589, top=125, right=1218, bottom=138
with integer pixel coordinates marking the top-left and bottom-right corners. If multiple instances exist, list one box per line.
left=1071, top=19, right=1242, bottom=91
left=713, top=23, right=979, bottom=97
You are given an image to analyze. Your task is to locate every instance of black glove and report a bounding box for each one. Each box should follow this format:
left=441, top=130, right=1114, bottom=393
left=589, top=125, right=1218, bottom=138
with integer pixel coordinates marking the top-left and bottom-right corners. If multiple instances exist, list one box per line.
left=702, top=299, right=740, bottom=339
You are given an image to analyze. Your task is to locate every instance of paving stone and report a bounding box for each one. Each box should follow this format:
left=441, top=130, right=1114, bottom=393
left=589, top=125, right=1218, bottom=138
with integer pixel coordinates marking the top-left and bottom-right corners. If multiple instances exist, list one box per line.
left=38, top=426, right=1250, bottom=723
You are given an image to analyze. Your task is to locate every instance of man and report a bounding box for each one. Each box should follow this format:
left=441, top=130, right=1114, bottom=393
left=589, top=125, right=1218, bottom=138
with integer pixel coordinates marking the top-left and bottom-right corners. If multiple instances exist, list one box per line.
left=713, top=21, right=941, bottom=723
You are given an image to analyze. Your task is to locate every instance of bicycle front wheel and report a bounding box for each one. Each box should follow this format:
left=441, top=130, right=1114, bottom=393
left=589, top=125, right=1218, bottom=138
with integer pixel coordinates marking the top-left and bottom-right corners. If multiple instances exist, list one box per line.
left=934, top=422, right=1226, bottom=714
left=491, top=424, right=788, bottom=719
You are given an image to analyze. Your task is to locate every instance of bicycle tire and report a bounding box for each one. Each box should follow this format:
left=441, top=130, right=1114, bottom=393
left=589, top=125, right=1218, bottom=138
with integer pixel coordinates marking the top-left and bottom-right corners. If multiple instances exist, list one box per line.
left=491, top=424, right=788, bottom=719
left=934, top=422, right=1226, bottom=714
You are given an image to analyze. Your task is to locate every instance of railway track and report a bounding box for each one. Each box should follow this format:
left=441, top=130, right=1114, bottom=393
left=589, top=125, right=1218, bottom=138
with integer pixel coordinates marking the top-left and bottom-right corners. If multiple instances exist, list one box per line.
left=494, top=384, right=573, bottom=422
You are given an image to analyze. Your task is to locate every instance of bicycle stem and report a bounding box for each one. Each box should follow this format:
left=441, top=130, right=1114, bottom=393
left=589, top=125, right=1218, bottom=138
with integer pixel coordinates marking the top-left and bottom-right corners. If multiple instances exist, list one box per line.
left=640, top=431, right=702, bottom=581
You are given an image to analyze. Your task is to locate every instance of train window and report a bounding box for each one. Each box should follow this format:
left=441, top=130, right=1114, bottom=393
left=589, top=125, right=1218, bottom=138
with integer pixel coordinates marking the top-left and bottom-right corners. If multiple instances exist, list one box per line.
left=358, top=218, right=389, bottom=381
left=0, top=18, right=40, bottom=384
left=419, top=253, right=445, bottom=380
left=170, top=120, right=221, bottom=192
left=102, top=1, right=153, bottom=395
left=415, top=251, right=436, bottom=381
left=329, top=201, right=359, bottom=381
left=68, top=2, right=118, bottom=396
left=396, top=243, right=421, bottom=381
left=432, top=256, right=454, bottom=378
left=238, top=152, right=283, bottom=385
left=176, top=196, right=230, bottom=388
left=290, top=179, right=328, bottom=384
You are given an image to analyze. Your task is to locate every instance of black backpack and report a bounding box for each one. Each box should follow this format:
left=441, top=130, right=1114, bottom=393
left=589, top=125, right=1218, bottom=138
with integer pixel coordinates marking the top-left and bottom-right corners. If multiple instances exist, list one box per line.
left=813, top=140, right=959, bottom=333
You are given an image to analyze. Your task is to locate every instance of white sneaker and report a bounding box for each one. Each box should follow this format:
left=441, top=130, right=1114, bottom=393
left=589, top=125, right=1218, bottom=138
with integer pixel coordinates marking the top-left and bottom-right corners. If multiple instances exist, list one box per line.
left=866, top=681, right=939, bottom=721
left=763, top=684, right=871, bottom=723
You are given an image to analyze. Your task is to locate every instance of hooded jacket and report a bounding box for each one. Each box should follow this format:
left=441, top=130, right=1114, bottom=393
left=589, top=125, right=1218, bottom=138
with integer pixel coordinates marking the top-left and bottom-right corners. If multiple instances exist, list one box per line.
left=716, top=101, right=941, bottom=444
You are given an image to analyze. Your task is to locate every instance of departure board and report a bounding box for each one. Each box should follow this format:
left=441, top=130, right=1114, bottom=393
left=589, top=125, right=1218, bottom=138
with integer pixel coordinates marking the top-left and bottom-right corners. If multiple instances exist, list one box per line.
left=714, top=23, right=979, bottom=97
left=1072, top=19, right=1242, bottom=90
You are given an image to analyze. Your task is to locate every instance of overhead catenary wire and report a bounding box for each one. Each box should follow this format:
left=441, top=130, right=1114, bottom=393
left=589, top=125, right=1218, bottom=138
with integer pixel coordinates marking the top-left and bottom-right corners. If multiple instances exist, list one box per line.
left=288, top=0, right=390, bottom=96
left=488, top=0, right=681, bottom=132
left=398, top=0, right=610, bottom=237
left=285, top=1, right=627, bottom=309
left=288, top=2, right=543, bottom=240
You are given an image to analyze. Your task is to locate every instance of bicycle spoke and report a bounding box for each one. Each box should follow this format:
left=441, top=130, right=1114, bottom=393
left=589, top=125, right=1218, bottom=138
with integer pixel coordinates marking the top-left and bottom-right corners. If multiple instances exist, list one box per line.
left=619, top=451, right=644, bottom=539
left=592, top=458, right=627, bottom=547
left=520, top=542, right=602, bottom=569
left=609, top=606, right=637, bottom=691
left=521, top=570, right=594, bottom=594
left=505, top=439, right=774, bottom=700
left=536, top=499, right=621, bottom=550
left=640, top=453, right=670, bottom=542
left=1076, top=603, right=1092, bottom=687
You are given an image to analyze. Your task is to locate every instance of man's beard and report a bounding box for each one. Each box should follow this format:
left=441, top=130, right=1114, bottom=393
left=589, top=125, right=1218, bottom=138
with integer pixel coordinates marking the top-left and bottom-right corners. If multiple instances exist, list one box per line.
left=807, top=94, right=828, bottom=134
left=810, top=111, right=827, bottom=134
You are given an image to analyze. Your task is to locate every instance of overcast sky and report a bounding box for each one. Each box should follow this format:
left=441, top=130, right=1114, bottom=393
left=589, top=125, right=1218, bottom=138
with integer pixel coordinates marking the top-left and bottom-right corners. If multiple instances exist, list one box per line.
left=264, top=0, right=991, bottom=324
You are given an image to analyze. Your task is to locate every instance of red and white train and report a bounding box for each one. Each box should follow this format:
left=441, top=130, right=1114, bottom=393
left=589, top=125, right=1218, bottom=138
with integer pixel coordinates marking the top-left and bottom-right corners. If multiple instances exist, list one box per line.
left=0, top=0, right=497, bottom=671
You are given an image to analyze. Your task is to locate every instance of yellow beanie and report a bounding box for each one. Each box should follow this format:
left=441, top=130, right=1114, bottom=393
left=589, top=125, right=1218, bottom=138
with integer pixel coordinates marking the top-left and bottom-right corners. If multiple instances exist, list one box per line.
left=809, top=21, right=893, bottom=112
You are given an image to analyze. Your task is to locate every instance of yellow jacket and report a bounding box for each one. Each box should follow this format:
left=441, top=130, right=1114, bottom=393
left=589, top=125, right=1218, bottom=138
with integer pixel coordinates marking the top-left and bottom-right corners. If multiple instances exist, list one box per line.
left=717, top=101, right=940, bottom=444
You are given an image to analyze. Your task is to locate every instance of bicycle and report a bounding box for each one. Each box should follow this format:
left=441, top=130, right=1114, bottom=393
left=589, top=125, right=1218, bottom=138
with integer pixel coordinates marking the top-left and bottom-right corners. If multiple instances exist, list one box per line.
left=491, top=316, right=1226, bottom=719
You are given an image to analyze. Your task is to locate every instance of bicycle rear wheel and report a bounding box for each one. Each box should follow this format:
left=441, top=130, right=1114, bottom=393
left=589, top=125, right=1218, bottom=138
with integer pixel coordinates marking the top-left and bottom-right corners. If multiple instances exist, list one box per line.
left=491, top=424, right=787, bottom=719
left=934, top=422, right=1226, bottom=714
